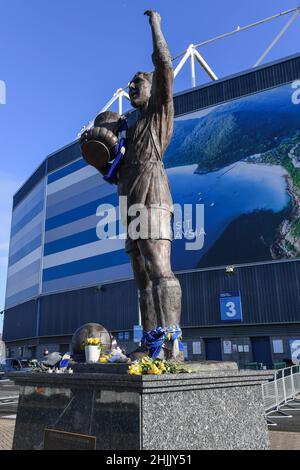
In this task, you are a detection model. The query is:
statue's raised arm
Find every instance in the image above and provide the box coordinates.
[144,10,173,105]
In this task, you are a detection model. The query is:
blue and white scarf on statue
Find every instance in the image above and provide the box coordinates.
[141,326,183,359]
[103,117,127,184]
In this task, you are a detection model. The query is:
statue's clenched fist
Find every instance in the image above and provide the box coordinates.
[144,10,161,24]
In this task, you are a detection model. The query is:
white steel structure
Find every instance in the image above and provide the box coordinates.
[79,4,300,135]
[262,366,300,426]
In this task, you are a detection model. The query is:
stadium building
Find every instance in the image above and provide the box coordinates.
[3,53,300,368]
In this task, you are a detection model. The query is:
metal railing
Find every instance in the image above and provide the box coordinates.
[262,365,300,425]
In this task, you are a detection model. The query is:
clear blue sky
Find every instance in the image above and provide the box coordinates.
[0,0,300,331]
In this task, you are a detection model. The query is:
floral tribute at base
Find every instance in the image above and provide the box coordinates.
[128,356,193,376]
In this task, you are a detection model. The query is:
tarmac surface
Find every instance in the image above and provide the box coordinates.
[0,378,19,450]
[267,399,300,450]
[0,378,19,418]
[0,378,299,450]
[0,419,15,450]
[268,400,300,432]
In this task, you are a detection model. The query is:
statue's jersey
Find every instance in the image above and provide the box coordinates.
[117,64,174,214]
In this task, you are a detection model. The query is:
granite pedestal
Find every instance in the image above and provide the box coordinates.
[9,364,273,450]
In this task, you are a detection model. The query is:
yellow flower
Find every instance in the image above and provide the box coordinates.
[85,337,100,346]
[158,362,166,372]
[148,364,162,375]
[128,364,142,376]
[141,357,152,365]
[99,356,109,363]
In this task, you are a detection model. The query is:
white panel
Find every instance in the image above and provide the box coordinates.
[12,179,44,216]
[43,238,125,269]
[47,166,99,195]
[10,212,43,247]
[7,247,42,278]
[6,271,40,298]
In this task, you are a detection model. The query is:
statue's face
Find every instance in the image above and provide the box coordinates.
[129,73,152,109]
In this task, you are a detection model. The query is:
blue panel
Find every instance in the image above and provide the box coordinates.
[11,200,44,237]
[45,193,119,231]
[205,338,222,361]
[220,293,243,322]
[46,183,114,219]
[46,173,102,208]
[44,214,99,243]
[2,300,37,341]
[44,228,97,255]
[10,222,43,256]
[251,337,272,366]
[39,278,138,336]
[13,161,46,210]
[43,222,121,255]
[42,249,128,282]
[9,235,42,266]
[42,263,132,293]
[133,325,143,343]
[289,339,300,362]
[12,186,44,225]
[5,259,41,288]
[47,159,87,183]
[5,284,39,309]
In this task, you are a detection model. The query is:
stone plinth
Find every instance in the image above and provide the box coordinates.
[9,366,273,450]
[72,360,238,374]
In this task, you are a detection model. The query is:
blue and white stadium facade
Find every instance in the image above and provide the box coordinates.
[6,155,131,307]
[4,53,300,367]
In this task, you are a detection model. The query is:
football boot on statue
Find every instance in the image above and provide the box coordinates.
[80,111,121,178]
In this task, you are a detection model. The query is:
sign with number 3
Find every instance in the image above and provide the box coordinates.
[220,293,243,322]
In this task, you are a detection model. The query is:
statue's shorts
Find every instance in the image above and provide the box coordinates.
[125,206,173,254]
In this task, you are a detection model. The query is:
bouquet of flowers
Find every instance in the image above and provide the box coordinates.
[81,337,102,350]
[99,347,130,363]
[81,337,102,364]
[128,356,192,376]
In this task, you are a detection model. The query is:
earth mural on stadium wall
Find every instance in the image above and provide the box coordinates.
[165,82,300,271]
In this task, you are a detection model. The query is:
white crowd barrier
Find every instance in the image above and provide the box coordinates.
[262,366,300,417]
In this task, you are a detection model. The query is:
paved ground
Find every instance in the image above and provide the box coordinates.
[1,420,299,450]
[0,420,299,450]
[0,379,19,419]
[267,399,300,449]
[0,419,15,450]
[269,431,300,450]
[267,401,300,433]
[0,378,19,449]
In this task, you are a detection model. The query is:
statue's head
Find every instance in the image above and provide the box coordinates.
[129,72,153,109]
